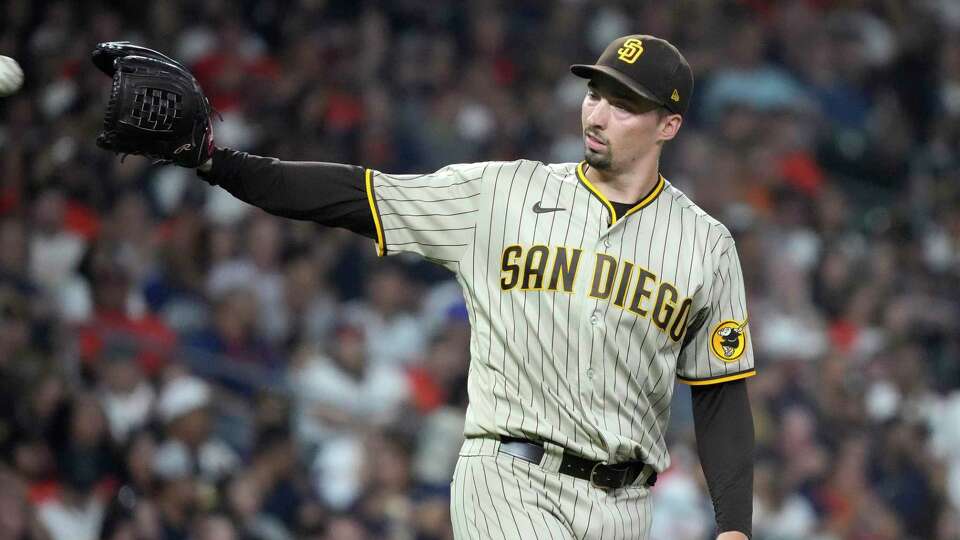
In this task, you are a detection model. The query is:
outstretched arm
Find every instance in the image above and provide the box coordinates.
[197,147,376,238]
[199,148,486,267]
[691,379,754,539]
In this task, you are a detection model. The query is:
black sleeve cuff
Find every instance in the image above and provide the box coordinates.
[196,146,239,186]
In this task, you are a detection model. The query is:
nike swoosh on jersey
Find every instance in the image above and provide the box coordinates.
[532,201,566,213]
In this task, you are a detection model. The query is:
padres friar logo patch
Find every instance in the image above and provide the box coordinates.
[710,319,748,362]
[617,38,644,64]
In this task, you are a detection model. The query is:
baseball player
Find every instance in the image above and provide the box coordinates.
[96,34,755,539]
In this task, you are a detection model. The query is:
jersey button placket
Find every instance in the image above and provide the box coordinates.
[576,299,601,402]
[586,310,601,390]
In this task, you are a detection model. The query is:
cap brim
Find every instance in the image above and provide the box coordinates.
[570,64,664,106]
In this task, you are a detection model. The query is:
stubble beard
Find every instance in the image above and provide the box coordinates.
[584,147,612,171]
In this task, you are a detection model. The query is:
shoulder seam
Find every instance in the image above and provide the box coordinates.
[664,186,727,229]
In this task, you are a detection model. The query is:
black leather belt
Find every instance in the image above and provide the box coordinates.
[497,437,657,490]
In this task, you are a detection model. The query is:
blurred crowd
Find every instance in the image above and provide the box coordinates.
[1,0,960,539]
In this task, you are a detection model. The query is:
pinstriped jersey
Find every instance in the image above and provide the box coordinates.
[365,159,755,471]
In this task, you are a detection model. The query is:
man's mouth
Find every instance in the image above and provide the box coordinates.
[585,132,607,151]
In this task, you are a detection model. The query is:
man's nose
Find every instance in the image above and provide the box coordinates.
[587,98,610,128]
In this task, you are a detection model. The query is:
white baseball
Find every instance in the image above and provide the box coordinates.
[0,56,24,97]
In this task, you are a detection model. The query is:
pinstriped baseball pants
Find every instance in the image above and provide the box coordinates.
[451,438,652,540]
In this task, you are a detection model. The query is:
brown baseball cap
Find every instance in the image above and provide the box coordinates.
[571,34,694,116]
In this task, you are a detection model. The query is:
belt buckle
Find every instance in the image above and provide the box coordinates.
[589,462,605,489]
[591,463,633,490]
[590,463,629,490]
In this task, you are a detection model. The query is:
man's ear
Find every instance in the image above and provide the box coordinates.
[659,114,683,142]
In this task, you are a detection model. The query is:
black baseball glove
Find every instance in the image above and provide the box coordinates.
[91,41,215,168]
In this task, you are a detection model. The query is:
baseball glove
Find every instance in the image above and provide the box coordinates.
[91,41,215,167]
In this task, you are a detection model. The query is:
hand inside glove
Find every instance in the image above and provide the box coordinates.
[91,41,216,168]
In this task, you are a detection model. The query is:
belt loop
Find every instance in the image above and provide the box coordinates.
[539,440,564,473]
[635,464,655,487]
[459,437,500,457]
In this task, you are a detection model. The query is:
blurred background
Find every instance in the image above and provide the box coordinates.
[1,0,959,539]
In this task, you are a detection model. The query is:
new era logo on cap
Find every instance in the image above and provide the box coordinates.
[570,34,694,115]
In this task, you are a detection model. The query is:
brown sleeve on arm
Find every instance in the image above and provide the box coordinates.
[197,147,375,238]
[691,379,754,538]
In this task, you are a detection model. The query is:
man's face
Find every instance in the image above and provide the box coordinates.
[334,328,366,374]
[171,408,211,446]
[581,77,669,173]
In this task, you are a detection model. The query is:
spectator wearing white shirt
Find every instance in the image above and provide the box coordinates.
[95,341,155,443]
[206,215,288,344]
[154,376,240,484]
[752,459,816,540]
[290,322,409,508]
[38,395,113,540]
[343,263,427,368]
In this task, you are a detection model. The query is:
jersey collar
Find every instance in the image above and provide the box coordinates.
[576,162,666,225]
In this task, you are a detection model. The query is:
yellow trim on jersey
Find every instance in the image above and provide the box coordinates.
[622,175,665,219]
[575,162,665,225]
[677,369,757,386]
[364,169,386,257]
[576,162,618,223]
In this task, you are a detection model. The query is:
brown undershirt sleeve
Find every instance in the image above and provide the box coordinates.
[197,147,375,238]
